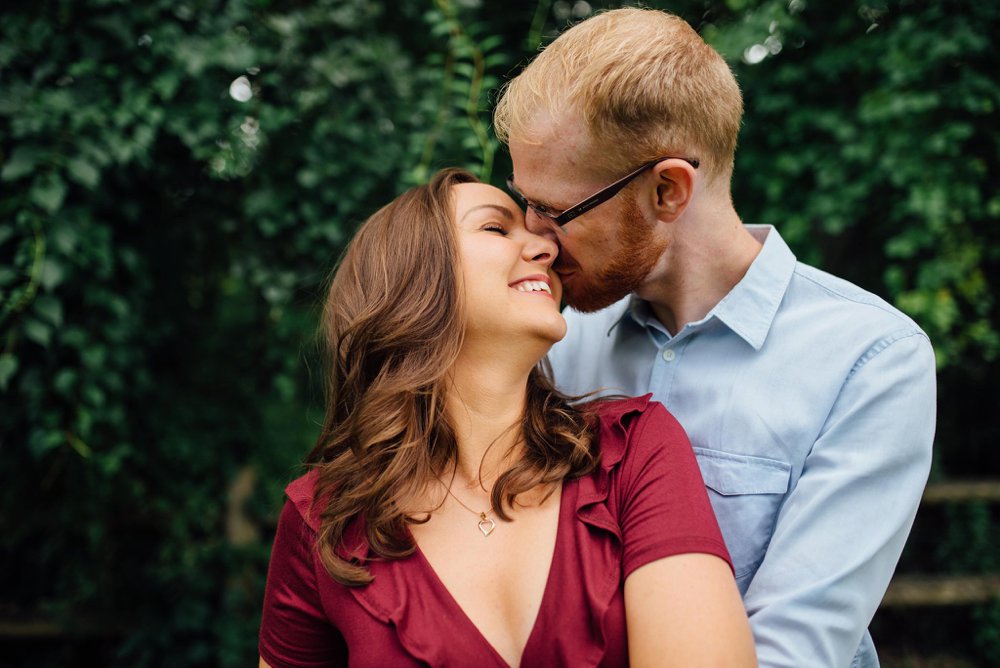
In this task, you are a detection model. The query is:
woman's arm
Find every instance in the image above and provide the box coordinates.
[610,402,756,666]
[625,552,756,667]
[259,500,345,667]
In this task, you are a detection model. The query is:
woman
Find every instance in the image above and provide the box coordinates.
[259,168,756,667]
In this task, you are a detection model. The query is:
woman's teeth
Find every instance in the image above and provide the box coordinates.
[515,281,552,295]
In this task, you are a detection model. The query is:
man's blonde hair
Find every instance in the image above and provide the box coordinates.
[494,8,743,183]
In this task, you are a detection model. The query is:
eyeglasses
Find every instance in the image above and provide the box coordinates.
[506,156,699,227]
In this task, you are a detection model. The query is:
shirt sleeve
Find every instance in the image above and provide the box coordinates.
[745,333,936,668]
[615,402,732,578]
[259,499,347,668]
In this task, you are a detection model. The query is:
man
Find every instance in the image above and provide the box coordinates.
[494,8,936,667]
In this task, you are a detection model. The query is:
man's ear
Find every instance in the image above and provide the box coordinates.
[650,159,697,223]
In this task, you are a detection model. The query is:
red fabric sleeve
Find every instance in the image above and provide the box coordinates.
[615,402,732,578]
[259,499,347,668]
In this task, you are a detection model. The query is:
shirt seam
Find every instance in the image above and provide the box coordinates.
[847,329,930,379]
[793,265,921,325]
[623,537,732,579]
[258,644,302,668]
[810,330,931,450]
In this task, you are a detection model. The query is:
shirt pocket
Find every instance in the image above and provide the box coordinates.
[693,448,791,591]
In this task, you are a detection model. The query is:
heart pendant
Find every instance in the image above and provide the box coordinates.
[478,514,496,537]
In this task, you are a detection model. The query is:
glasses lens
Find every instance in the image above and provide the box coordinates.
[506,176,526,205]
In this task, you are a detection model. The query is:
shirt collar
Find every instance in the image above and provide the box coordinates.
[623,296,671,346]
[710,225,796,350]
[617,225,796,350]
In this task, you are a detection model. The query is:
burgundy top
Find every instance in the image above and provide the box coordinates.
[259,395,731,667]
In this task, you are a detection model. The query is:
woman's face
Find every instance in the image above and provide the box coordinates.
[451,182,566,347]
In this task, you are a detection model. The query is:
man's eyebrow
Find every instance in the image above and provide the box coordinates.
[460,204,515,222]
[511,179,560,211]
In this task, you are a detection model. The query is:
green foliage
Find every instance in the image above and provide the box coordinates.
[1,0,998,665]
[725,0,1000,371]
[0,0,526,665]
[973,600,1000,661]
[936,502,999,574]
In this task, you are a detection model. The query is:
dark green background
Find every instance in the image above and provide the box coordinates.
[2,0,997,665]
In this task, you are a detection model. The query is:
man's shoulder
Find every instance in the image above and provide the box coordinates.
[560,296,632,330]
[786,261,926,339]
[547,297,636,395]
[552,296,633,353]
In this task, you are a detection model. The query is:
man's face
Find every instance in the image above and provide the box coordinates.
[508,130,666,313]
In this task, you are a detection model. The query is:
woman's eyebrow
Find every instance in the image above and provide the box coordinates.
[460,204,515,222]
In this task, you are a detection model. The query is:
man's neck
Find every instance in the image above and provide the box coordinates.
[637,205,762,335]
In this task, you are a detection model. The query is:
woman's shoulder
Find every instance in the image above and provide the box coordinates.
[583,393,684,440]
[583,393,669,420]
[284,468,322,532]
[579,394,688,470]
[282,467,370,563]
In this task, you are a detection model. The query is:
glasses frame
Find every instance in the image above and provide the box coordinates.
[506,156,699,227]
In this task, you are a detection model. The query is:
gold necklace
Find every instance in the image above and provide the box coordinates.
[440,481,496,537]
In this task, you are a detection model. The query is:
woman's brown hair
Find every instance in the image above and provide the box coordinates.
[308,168,596,585]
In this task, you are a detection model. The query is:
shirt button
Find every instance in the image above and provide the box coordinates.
[661,349,676,362]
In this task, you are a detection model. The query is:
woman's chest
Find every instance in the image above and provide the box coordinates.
[317,480,630,667]
[409,489,563,664]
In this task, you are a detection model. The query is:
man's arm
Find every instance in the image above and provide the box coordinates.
[745,331,936,667]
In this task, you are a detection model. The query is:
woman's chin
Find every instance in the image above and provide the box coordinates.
[549,318,568,344]
[534,313,568,345]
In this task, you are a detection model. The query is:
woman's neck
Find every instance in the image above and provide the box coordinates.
[444,346,535,487]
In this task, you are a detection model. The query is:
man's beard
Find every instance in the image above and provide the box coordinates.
[561,195,667,313]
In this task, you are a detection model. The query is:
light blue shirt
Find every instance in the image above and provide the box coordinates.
[548,225,936,668]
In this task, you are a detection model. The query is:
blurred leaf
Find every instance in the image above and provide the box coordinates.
[0,354,18,390]
[23,317,52,347]
[66,157,101,189]
[29,174,67,213]
[1,145,44,181]
[28,429,64,458]
[33,294,63,327]
[39,258,65,291]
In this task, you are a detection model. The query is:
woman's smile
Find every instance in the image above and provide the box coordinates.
[509,275,554,298]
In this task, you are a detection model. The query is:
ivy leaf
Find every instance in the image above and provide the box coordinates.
[54,368,77,396]
[23,317,52,347]
[28,429,64,458]
[0,354,18,391]
[29,174,67,214]
[66,157,101,189]
[33,294,64,327]
[40,258,66,291]
[1,145,43,182]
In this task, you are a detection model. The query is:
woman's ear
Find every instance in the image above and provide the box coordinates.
[650,159,696,223]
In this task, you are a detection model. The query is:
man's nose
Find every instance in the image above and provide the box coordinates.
[524,208,561,243]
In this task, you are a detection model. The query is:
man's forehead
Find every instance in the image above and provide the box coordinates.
[511,109,590,155]
[510,114,605,194]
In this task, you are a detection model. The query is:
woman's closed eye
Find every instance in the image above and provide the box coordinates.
[482,222,509,235]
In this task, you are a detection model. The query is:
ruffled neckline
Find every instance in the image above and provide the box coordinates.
[285,393,654,666]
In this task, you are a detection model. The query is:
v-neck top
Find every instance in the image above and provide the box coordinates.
[259,395,731,668]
